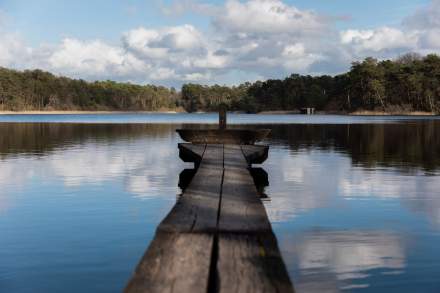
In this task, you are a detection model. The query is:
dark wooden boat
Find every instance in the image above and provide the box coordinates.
[176,129,271,145]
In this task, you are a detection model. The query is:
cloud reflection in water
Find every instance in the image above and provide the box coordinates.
[264,147,440,227]
[1,121,440,292]
[281,230,405,292]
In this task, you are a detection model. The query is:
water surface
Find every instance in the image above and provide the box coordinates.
[1,114,439,292]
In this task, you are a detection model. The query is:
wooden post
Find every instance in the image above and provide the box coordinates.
[219,104,227,130]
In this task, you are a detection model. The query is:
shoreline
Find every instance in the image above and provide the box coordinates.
[349,110,437,116]
[0,110,181,115]
[0,110,437,116]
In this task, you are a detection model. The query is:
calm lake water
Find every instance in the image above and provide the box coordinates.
[1,114,440,293]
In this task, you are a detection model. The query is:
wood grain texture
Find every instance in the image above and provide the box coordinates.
[217,233,295,293]
[125,232,213,293]
[219,145,272,234]
[158,145,223,233]
[126,143,295,293]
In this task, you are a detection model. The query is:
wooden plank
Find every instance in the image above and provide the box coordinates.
[199,144,224,166]
[158,144,223,233]
[223,144,248,168]
[127,142,295,293]
[219,145,272,234]
[125,232,213,293]
[217,233,295,293]
[241,145,269,165]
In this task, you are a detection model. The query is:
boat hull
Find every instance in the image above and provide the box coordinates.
[176,129,271,145]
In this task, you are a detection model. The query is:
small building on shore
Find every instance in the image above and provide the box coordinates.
[300,107,315,115]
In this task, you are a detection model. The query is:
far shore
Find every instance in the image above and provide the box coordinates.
[0,110,438,116]
[349,110,438,116]
[0,110,181,115]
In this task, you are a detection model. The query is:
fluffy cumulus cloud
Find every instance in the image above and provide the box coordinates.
[214,0,327,35]
[211,0,331,75]
[0,10,34,69]
[341,0,440,58]
[0,33,28,67]
[47,38,148,80]
[1,1,440,85]
[0,1,333,84]
[121,25,225,81]
[340,27,418,54]
[123,25,204,58]
[404,0,440,53]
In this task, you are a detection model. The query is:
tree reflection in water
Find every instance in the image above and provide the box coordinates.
[1,120,440,292]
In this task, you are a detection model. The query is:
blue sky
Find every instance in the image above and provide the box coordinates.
[1,0,429,44]
[0,0,438,86]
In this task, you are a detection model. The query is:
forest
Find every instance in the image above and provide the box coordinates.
[1,53,439,113]
[0,68,180,111]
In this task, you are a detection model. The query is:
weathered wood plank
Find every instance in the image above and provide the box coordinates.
[241,145,269,165]
[217,145,294,292]
[158,144,223,233]
[217,233,295,293]
[126,142,295,293]
[223,144,248,168]
[125,232,213,293]
[219,145,272,234]
[199,144,224,166]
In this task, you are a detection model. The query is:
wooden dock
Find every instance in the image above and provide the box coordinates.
[125,143,294,293]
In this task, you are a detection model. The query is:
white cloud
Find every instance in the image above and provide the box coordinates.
[149,67,177,80]
[340,1,440,58]
[214,0,327,35]
[403,0,440,53]
[419,29,440,49]
[341,27,418,55]
[47,38,148,79]
[206,0,333,76]
[182,72,212,81]
[1,1,440,85]
[281,43,324,71]
[121,25,221,82]
[0,32,31,68]
[0,10,30,67]
[192,51,229,69]
[123,25,204,58]
[122,28,168,59]
[0,1,334,84]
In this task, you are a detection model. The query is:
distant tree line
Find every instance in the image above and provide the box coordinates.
[0,68,179,111]
[1,53,440,113]
[181,53,440,113]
